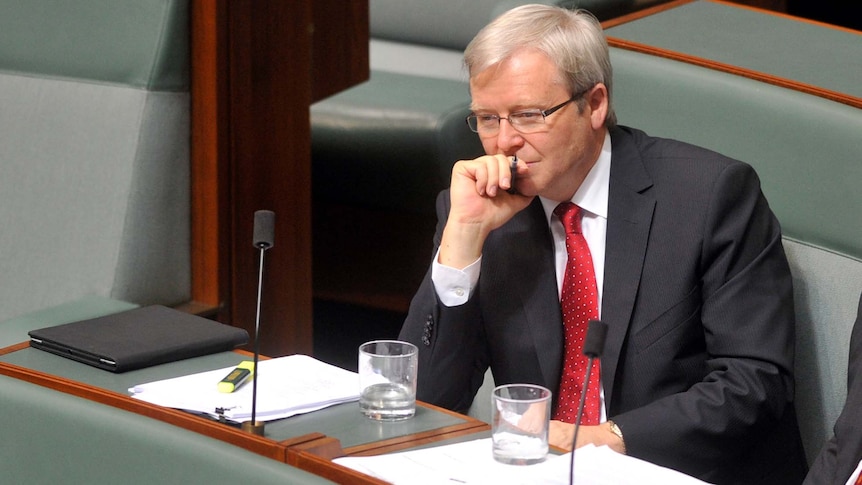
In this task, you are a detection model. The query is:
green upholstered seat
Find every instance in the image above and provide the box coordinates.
[312,71,483,214]
[611,47,861,260]
[0,0,191,322]
[0,375,335,485]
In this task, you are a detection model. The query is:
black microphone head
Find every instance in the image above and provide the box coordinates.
[582,320,608,358]
[253,210,275,249]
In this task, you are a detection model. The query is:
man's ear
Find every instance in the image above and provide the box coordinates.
[587,83,609,130]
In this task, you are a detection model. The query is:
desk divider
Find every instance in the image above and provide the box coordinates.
[289,442,392,485]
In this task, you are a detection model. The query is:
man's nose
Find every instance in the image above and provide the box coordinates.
[496,118,524,151]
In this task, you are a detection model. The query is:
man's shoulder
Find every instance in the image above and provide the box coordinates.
[612,125,736,162]
[610,125,756,178]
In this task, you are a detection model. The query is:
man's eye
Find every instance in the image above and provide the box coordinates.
[477,114,498,123]
[512,111,542,122]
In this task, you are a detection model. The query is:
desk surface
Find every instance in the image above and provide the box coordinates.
[0,301,489,484]
[0,296,137,349]
[0,344,484,451]
[606,0,862,104]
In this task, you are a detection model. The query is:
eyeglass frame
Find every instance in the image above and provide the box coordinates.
[465,85,593,135]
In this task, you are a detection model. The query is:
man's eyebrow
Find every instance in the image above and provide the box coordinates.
[470,102,539,113]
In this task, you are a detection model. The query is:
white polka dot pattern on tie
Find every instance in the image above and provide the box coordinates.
[552,202,601,424]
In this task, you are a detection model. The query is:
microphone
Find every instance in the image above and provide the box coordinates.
[253,209,275,249]
[242,210,275,436]
[569,319,608,485]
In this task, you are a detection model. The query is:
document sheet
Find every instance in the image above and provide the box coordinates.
[129,355,359,422]
[334,439,711,485]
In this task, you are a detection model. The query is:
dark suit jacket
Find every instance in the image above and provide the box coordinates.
[400,126,807,484]
[805,293,862,485]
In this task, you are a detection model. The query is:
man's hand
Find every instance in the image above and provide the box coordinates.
[514,401,550,434]
[549,420,625,454]
[439,155,532,269]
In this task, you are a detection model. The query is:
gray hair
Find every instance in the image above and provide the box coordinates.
[464,4,616,127]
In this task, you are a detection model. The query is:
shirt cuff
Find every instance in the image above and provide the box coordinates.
[431,249,481,307]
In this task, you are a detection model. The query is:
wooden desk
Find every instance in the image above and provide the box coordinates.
[0,342,488,484]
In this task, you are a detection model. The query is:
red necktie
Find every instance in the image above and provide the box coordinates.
[552,202,601,424]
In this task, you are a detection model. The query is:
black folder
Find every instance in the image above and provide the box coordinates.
[28,305,249,372]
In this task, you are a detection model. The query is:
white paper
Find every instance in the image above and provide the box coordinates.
[334,439,712,485]
[129,354,359,422]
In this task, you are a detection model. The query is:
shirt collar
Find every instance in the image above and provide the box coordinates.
[540,130,611,223]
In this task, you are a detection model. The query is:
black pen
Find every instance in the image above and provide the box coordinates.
[507,156,518,194]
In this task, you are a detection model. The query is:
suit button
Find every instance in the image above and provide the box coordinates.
[422,314,433,346]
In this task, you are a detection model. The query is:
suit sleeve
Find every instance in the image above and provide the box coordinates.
[398,190,489,413]
[613,162,799,477]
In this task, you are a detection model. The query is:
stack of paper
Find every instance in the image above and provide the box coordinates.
[129,355,359,422]
[334,439,711,485]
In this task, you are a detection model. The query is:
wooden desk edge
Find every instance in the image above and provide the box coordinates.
[0,343,321,463]
[288,444,392,485]
[0,341,492,485]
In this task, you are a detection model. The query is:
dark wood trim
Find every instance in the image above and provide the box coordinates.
[0,341,28,357]
[310,2,370,103]
[190,0,228,313]
[288,444,392,485]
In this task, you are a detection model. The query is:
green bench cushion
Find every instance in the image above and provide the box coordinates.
[611,47,862,261]
[0,0,191,322]
[0,0,188,90]
[0,374,335,484]
[312,70,484,214]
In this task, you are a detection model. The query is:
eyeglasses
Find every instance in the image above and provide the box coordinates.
[465,86,592,136]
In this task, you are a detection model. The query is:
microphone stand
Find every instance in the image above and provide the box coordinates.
[569,320,608,485]
[241,210,274,436]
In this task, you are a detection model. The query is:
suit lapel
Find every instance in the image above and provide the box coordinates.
[513,199,564,391]
[601,127,655,409]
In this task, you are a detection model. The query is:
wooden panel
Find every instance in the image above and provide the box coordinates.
[190,0,369,357]
[190,0,228,313]
[225,1,314,357]
[311,1,370,102]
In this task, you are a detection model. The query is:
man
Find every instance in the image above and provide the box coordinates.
[398,4,807,484]
[805,292,862,485]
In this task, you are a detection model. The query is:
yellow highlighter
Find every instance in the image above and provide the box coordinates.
[217,361,255,393]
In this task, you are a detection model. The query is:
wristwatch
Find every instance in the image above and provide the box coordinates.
[608,420,626,455]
